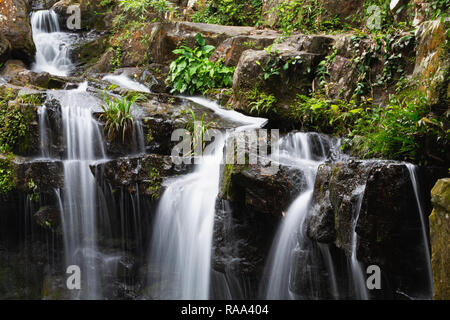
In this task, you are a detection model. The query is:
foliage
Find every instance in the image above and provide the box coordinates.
[0,90,35,154]
[192,0,263,26]
[429,0,450,18]
[100,94,136,144]
[289,91,449,164]
[168,33,235,95]
[0,153,15,195]
[248,88,277,116]
[256,44,305,82]
[118,0,175,17]
[185,108,216,156]
[269,0,344,36]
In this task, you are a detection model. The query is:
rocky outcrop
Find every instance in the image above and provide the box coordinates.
[90,154,192,200]
[430,178,450,300]
[0,0,35,63]
[231,35,332,122]
[91,21,258,73]
[0,33,11,64]
[414,19,449,106]
[300,160,447,299]
[212,162,307,293]
[210,31,279,66]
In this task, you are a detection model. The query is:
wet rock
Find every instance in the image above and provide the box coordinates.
[33,205,61,233]
[13,158,65,194]
[210,31,279,67]
[0,0,35,63]
[230,37,330,123]
[90,154,192,200]
[414,19,449,105]
[51,0,111,32]
[430,178,450,300]
[0,33,11,64]
[213,162,307,281]
[305,160,445,299]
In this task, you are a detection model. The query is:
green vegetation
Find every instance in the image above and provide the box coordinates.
[100,94,136,144]
[118,0,176,18]
[0,153,15,195]
[146,166,161,200]
[185,108,216,156]
[289,90,449,165]
[248,88,277,116]
[0,89,37,154]
[269,0,344,35]
[192,0,263,26]
[168,33,235,95]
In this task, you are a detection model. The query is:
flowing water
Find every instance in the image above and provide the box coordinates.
[24,9,436,301]
[263,133,338,299]
[31,10,75,76]
[148,99,267,299]
[406,164,434,298]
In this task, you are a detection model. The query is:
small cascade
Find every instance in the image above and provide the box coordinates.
[41,83,107,299]
[263,132,336,299]
[31,10,74,76]
[102,74,151,93]
[148,98,266,299]
[406,164,434,298]
[349,185,369,300]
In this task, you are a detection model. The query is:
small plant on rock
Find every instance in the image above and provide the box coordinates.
[100,94,136,144]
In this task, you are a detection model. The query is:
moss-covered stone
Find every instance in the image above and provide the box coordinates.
[430,178,450,300]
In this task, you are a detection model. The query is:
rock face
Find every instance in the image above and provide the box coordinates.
[91,21,259,73]
[414,19,449,106]
[90,154,192,200]
[212,162,307,297]
[210,31,279,67]
[0,0,35,63]
[231,35,333,122]
[300,160,447,299]
[430,178,450,300]
[0,33,11,64]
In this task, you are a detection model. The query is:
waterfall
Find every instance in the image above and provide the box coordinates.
[406,164,434,298]
[31,10,74,76]
[42,83,107,299]
[349,184,369,300]
[102,74,151,93]
[263,132,335,299]
[147,98,266,299]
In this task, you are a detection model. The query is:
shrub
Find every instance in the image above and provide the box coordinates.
[191,0,263,26]
[168,33,235,95]
[100,94,136,144]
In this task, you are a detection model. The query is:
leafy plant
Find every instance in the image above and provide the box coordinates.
[100,94,136,144]
[185,108,216,156]
[0,154,15,195]
[248,88,277,115]
[191,0,263,26]
[168,33,235,95]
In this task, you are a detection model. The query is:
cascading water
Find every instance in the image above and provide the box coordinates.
[31,10,74,76]
[48,83,106,299]
[148,98,266,299]
[349,185,369,300]
[406,164,434,298]
[263,132,339,299]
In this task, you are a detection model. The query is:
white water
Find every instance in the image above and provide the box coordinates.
[31,10,74,76]
[148,98,266,300]
[264,132,332,299]
[406,164,434,298]
[50,84,106,299]
[103,74,151,93]
[349,184,369,300]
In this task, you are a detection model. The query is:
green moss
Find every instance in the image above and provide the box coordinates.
[146,166,161,200]
[0,90,39,154]
[0,155,15,195]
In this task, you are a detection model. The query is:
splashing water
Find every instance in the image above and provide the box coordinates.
[31,10,74,76]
